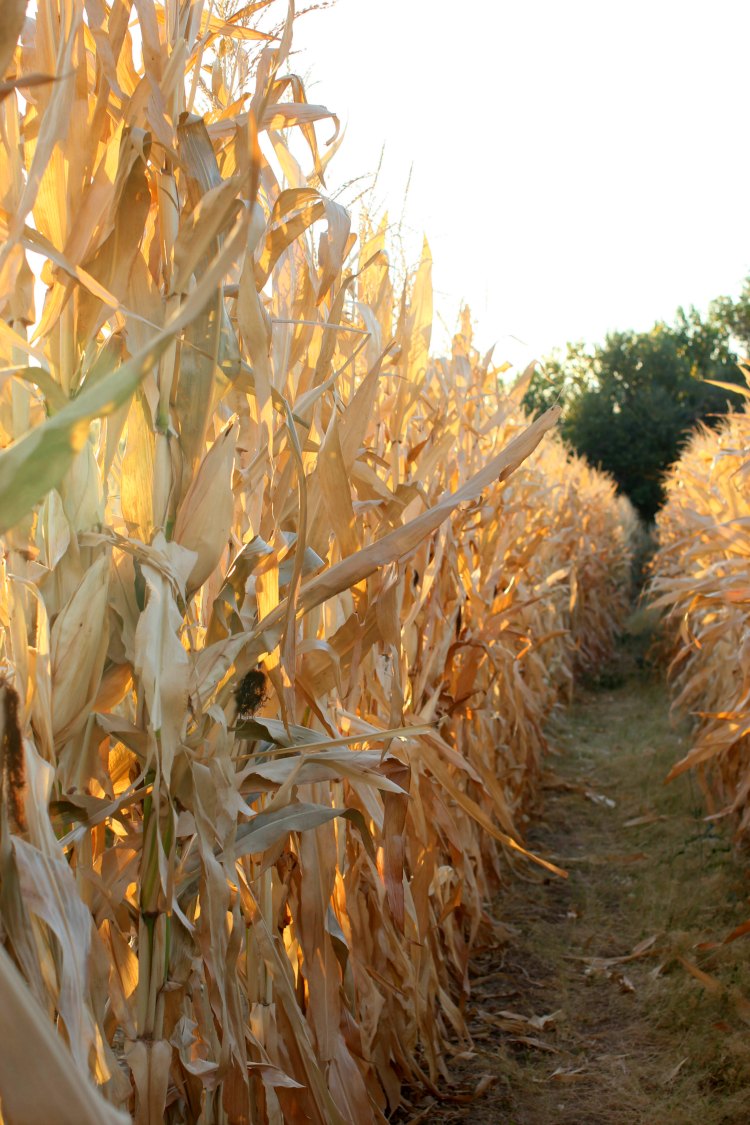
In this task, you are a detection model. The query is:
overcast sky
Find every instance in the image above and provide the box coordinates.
[292,0,750,365]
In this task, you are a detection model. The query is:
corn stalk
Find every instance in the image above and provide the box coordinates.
[0,3,633,1121]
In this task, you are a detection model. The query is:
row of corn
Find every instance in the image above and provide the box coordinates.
[0,3,633,1122]
[651,386,750,832]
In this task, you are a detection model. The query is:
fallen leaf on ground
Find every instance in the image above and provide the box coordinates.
[559,850,647,866]
[723,918,750,945]
[623,812,668,827]
[571,934,659,969]
[585,790,617,808]
[584,964,636,993]
[492,1008,561,1034]
[549,1066,588,1083]
[474,1075,496,1097]
[509,1035,562,1054]
[676,955,722,994]
[662,1057,688,1085]
[405,1100,437,1124]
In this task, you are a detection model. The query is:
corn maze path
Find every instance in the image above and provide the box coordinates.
[400,627,750,1125]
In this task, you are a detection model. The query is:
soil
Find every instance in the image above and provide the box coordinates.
[396,616,750,1125]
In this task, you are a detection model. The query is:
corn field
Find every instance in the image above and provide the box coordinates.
[651,383,750,833]
[0,3,633,1122]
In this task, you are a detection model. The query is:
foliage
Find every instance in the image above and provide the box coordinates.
[710,279,750,358]
[524,307,747,521]
[0,3,633,1122]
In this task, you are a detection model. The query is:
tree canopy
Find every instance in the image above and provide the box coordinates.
[523,295,749,521]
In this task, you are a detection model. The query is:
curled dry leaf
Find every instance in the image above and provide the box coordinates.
[173,421,238,594]
[50,553,110,744]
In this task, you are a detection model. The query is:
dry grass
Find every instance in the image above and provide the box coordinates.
[0,3,632,1121]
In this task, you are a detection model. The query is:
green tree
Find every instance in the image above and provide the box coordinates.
[521,342,591,417]
[709,280,750,359]
[523,306,746,521]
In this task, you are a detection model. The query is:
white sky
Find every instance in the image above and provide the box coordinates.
[292,0,750,364]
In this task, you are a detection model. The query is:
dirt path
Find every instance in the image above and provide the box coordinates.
[401,625,750,1125]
